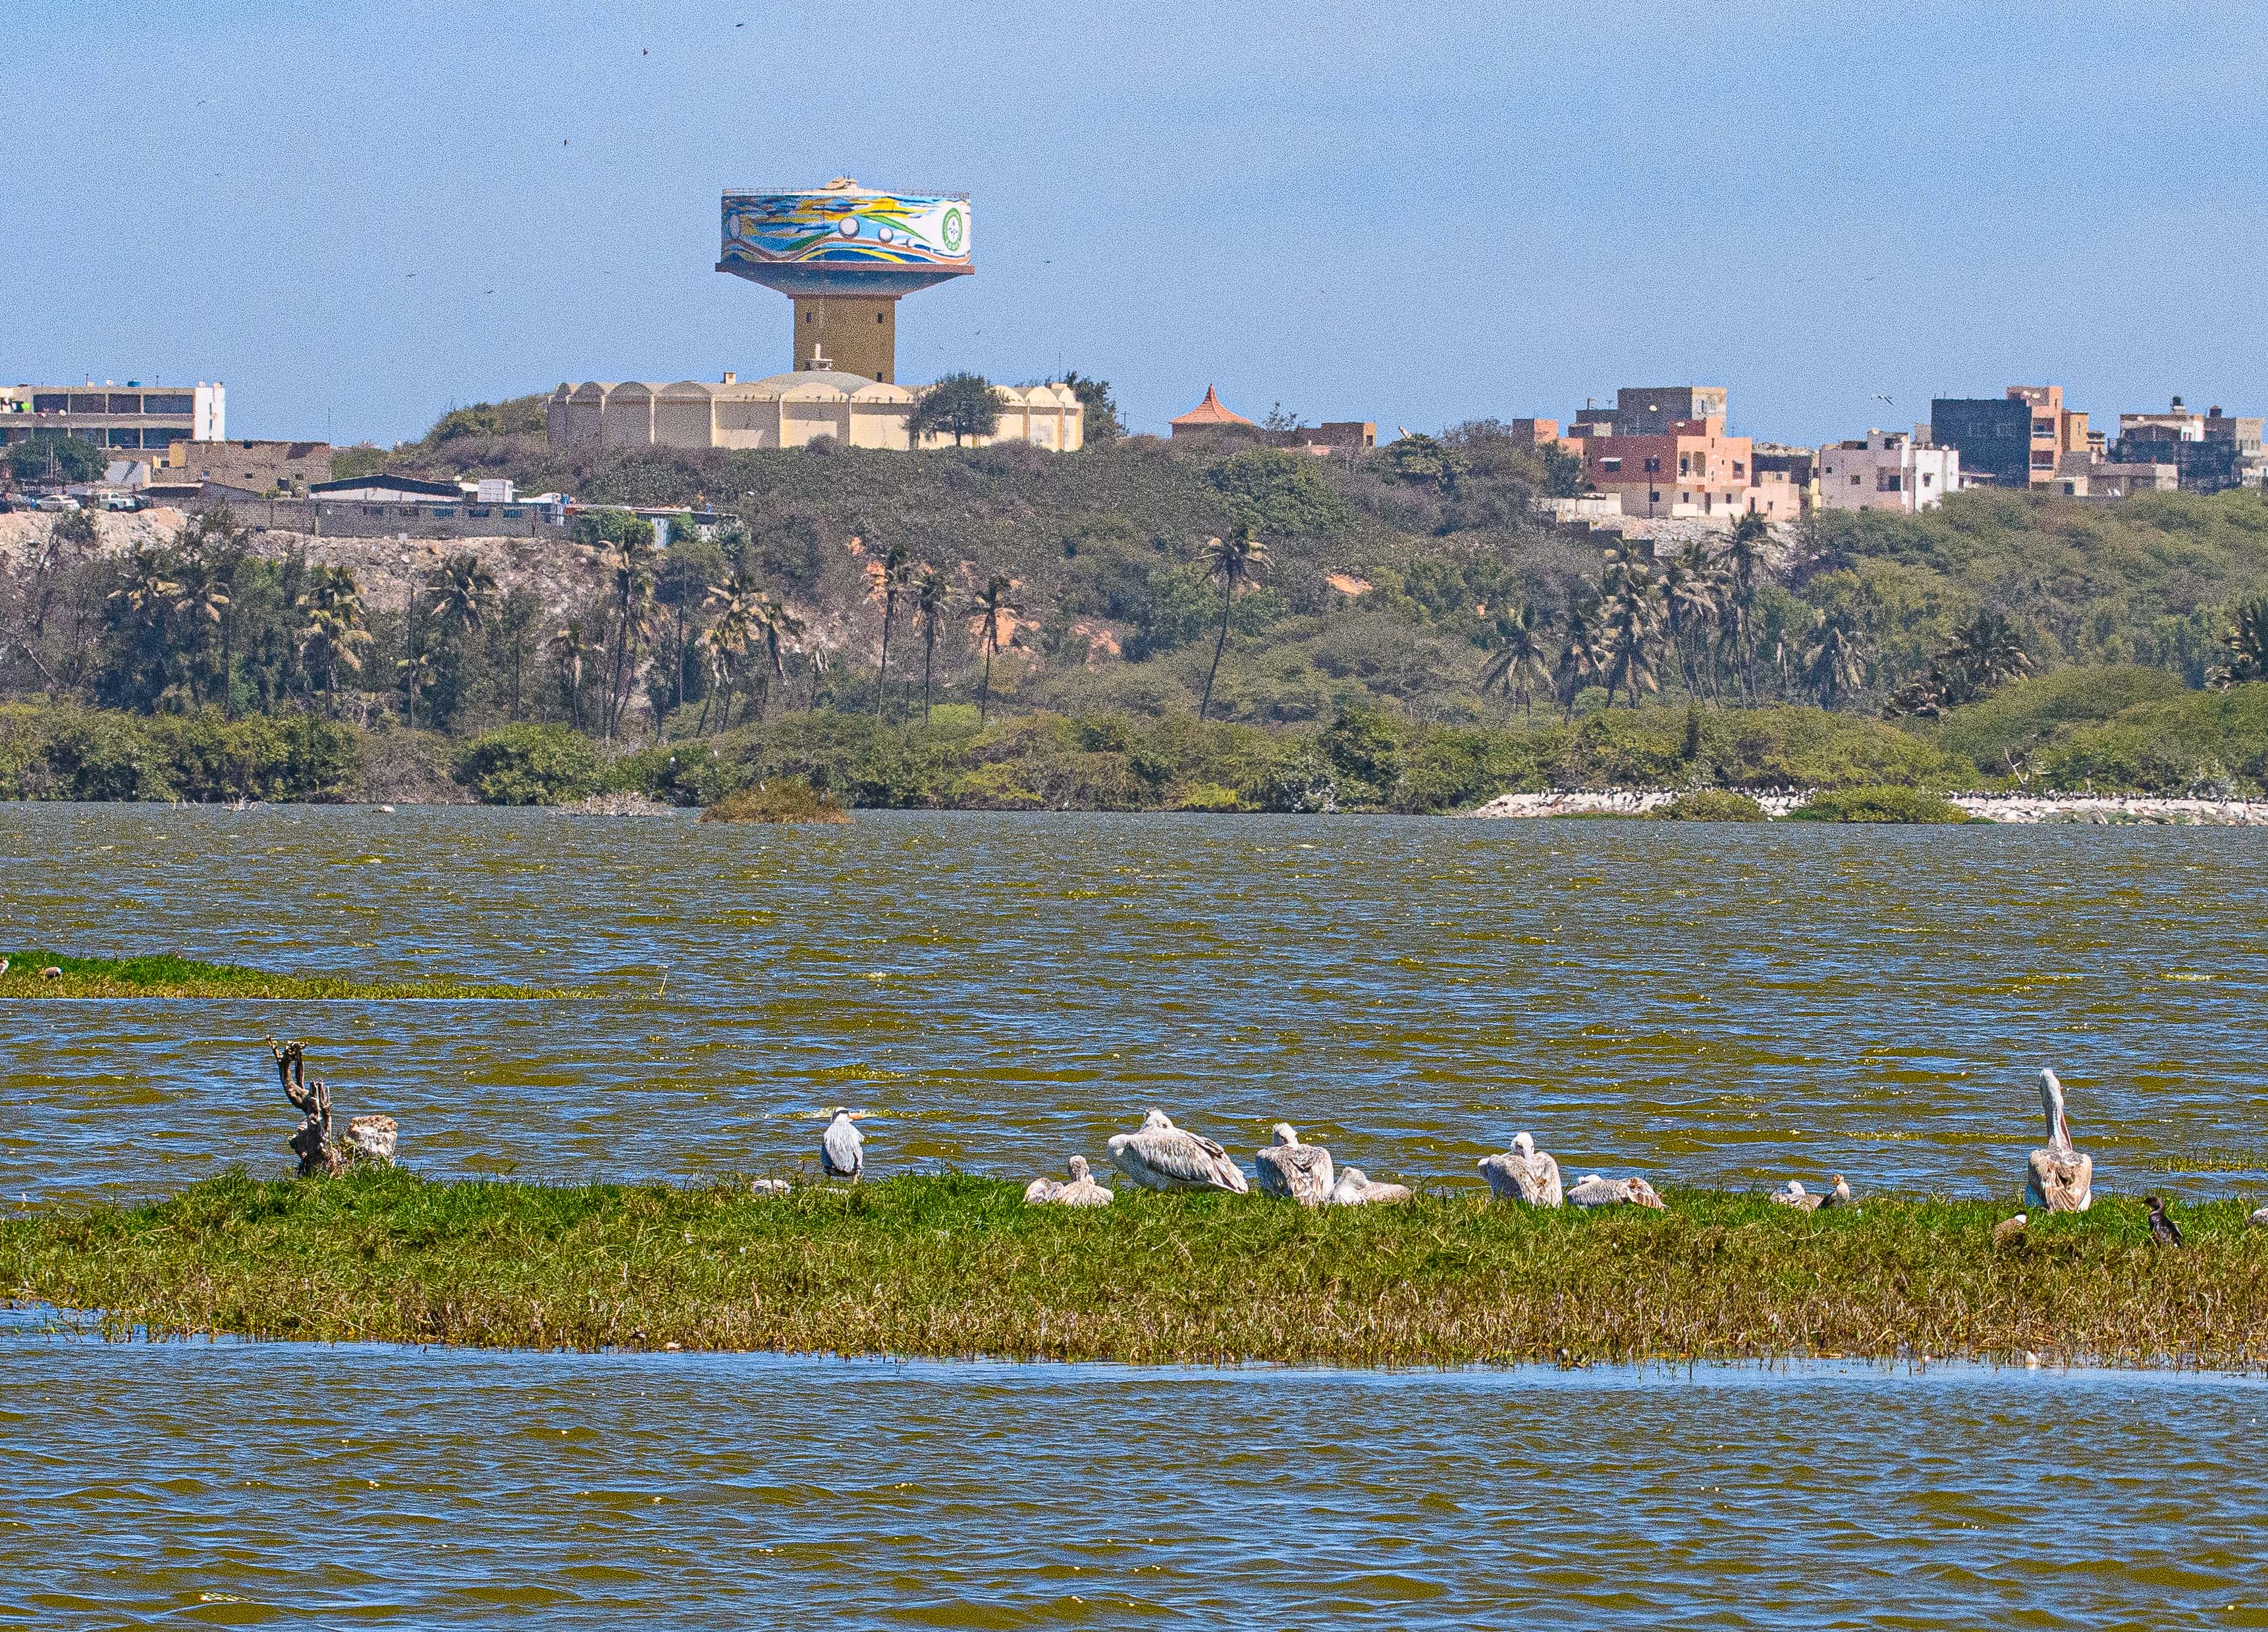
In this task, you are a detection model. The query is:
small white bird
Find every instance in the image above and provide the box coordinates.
[1478,1131,1562,1207]
[1567,1174,1667,1210]
[1024,1155,1113,1208]
[1821,1174,1854,1210]
[1771,1180,1821,1211]
[1255,1124,1335,1207]
[2248,1203,2267,1230]
[749,1178,792,1197]
[821,1106,865,1180]
[1105,1110,1248,1193]
[1328,1166,1413,1206]
[2024,1069,2092,1213]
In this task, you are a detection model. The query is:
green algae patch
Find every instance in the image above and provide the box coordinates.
[9,1170,2266,1369]
[0,950,576,1000]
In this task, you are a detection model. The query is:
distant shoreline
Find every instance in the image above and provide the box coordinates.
[1461,789,2268,825]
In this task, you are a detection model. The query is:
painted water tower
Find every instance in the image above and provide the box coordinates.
[717,177,971,383]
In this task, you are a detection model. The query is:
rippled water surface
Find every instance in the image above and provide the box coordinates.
[3,805,2265,1199]
[5,1326,2267,1629]
[6,805,2268,1625]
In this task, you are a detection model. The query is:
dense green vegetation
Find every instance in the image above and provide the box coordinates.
[8,1170,2261,1367]
[699,776,849,823]
[1787,786,1974,824]
[10,401,2268,797]
[0,950,573,999]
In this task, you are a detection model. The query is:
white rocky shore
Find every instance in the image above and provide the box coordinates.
[1460,789,2268,825]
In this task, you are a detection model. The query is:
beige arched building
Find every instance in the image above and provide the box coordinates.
[547,370,1082,453]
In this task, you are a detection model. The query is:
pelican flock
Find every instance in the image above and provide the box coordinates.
[2023,1069,2092,1213]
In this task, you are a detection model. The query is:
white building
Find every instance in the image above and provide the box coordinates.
[0,379,223,456]
[546,369,1082,454]
[1817,429,1959,514]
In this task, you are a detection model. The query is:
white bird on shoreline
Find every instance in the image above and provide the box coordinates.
[1478,1131,1561,1207]
[1105,1110,1248,1193]
[1772,1180,1821,1211]
[1328,1166,1412,1206]
[821,1106,865,1180]
[1255,1124,1335,1207]
[2023,1070,2092,1213]
[1567,1174,1667,1210]
[1025,1155,1113,1208]
[2248,1202,2267,1230]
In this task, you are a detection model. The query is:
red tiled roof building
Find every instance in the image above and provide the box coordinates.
[1170,385,1255,435]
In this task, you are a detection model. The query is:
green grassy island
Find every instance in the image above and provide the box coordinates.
[0,951,576,1000]
[9,1170,2264,1368]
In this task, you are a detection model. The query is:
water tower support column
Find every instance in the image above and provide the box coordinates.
[792,294,900,381]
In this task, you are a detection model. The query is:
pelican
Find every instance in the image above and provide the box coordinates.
[0,958,9,975]
[1255,1124,1335,1207]
[1025,1155,1113,1208]
[1328,1166,1412,1205]
[1567,1174,1667,1210]
[40,966,61,980]
[1993,1212,2028,1250]
[2250,1202,2268,1230]
[749,1178,792,1196]
[344,1114,397,1166]
[1104,1110,1248,1193]
[2023,1070,2092,1213]
[821,1107,865,1180]
[1820,1174,1854,1210]
[2146,1195,2184,1247]
[1478,1132,1561,1207]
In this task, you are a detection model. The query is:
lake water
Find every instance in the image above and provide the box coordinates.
[5,1322,2265,1627]
[5,806,2267,1625]
[3,806,2265,1199]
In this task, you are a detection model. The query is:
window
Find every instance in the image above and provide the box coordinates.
[1600,456,1621,472]
[68,394,105,414]
[32,393,67,414]
[1649,490,1660,503]
[2034,420,2055,437]
[1733,460,1744,476]
[1643,456,1660,472]
[108,428,141,447]
[144,394,194,415]
[1679,456,1691,476]
[503,507,524,519]
[1851,475,1862,486]
[431,506,456,517]
[877,312,886,324]
[1922,472,1933,487]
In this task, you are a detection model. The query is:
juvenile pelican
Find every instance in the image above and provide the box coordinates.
[1993,1212,2029,1250]
[1255,1124,1335,1207]
[1567,1174,1667,1210]
[821,1106,865,1180]
[1328,1166,1412,1206]
[1820,1174,1855,1210]
[1104,1110,1248,1193]
[1025,1155,1113,1208]
[2023,1069,2092,1213]
[1478,1132,1562,1207]
[2145,1195,2184,1247]
[1771,1180,1821,1212]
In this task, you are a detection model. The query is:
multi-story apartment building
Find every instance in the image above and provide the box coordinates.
[1930,385,2086,487]
[1817,429,1960,513]
[0,380,224,455]
[1573,415,1753,520]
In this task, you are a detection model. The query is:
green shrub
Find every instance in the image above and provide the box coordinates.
[1789,785,1970,823]
[452,724,601,805]
[1653,790,1768,821]
[1174,780,1249,812]
[699,777,848,823]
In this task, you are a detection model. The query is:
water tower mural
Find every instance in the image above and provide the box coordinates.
[718,178,972,383]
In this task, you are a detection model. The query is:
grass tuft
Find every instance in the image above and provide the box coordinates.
[699,778,851,824]
[7,1172,2265,1368]
[0,950,576,1000]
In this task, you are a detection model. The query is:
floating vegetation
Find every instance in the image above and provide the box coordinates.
[699,778,851,825]
[7,1171,2265,1368]
[0,951,576,1000]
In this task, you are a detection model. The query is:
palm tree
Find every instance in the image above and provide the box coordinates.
[1662,543,1720,696]
[2209,595,2268,687]
[1804,609,1869,709]
[1600,586,1662,707]
[1197,527,1269,722]
[874,543,911,718]
[968,574,1018,725]
[602,534,659,740]
[746,593,803,721]
[913,566,949,721]
[297,567,371,709]
[1555,603,1604,719]
[396,648,435,730]
[429,553,498,636]
[1947,610,2032,694]
[1478,604,1552,720]
[551,620,592,730]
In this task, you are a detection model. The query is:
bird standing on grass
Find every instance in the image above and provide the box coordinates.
[2023,1069,2093,1213]
[821,1107,865,1180]
[2146,1195,2184,1247]
[1255,1124,1335,1207]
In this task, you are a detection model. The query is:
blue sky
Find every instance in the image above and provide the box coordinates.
[5,0,2264,447]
